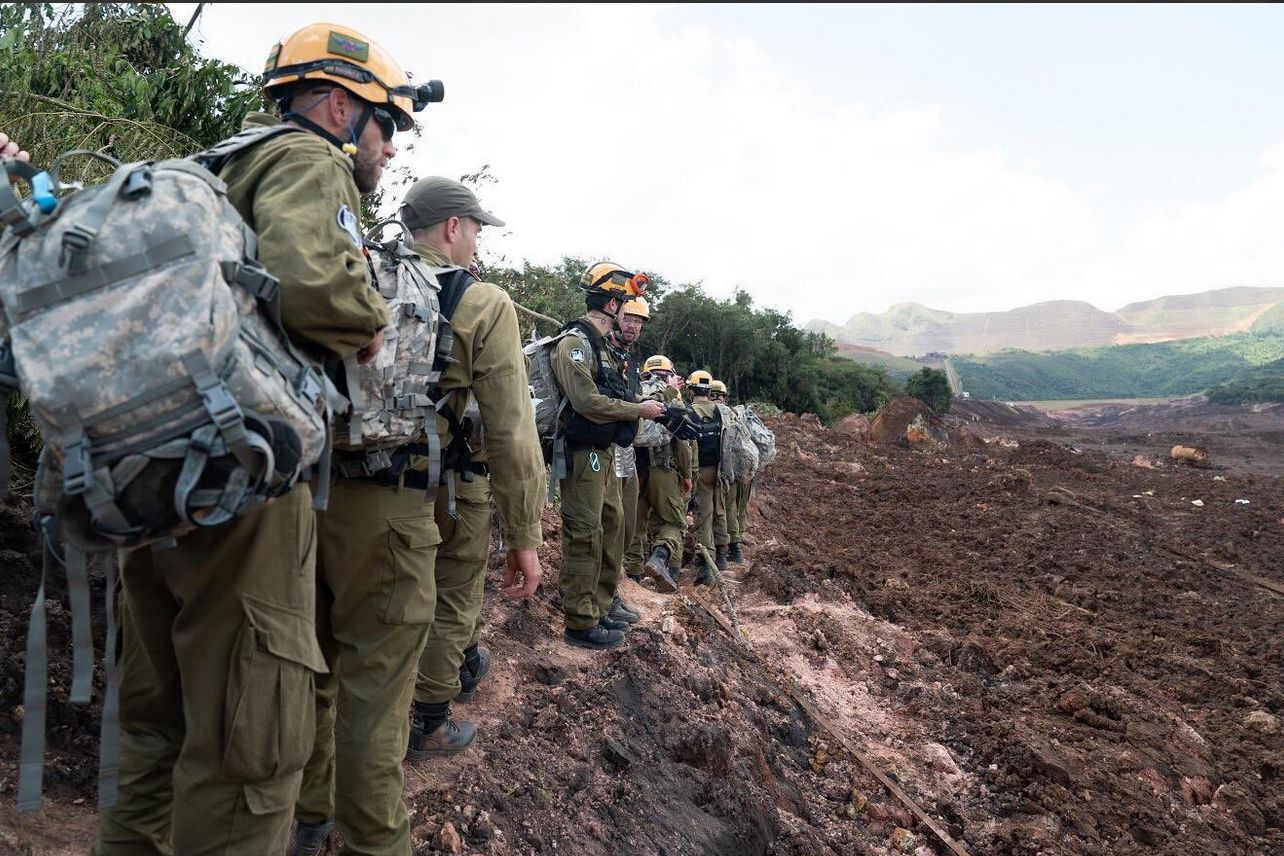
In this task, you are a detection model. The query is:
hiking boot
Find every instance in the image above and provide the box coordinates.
[609,595,641,624]
[407,702,476,760]
[644,545,678,593]
[564,624,626,650]
[599,615,631,632]
[727,541,744,562]
[455,644,491,704]
[694,562,715,587]
[287,817,334,856]
[715,545,728,572]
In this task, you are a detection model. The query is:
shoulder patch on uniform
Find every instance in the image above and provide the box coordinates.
[569,347,586,363]
[336,204,362,248]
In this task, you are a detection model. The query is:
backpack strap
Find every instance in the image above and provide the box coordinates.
[191,124,305,176]
[430,268,480,518]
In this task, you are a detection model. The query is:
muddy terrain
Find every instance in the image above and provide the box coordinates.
[0,404,1279,855]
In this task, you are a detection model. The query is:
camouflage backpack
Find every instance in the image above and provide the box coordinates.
[633,376,674,448]
[0,126,338,811]
[331,223,472,487]
[718,404,760,483]
[0,127,334,550]
[737,404,777,467]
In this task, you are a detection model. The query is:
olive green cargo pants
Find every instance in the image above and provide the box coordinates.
[620,469,644,575]
[95,486,323,856]
[558,446,622,631]
[414,473,492,705]
[296,480,440,855]
[644,464,687,558]
[726,476,752,543]
[696,465,728,550]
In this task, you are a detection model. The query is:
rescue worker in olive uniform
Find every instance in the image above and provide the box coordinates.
[553,264,665,649]
[637,356,694,591]
[606,296,648,622]
[687,370,728,582]
[711,380,750,562]
[399,178,545,756]
[94,23,412,856]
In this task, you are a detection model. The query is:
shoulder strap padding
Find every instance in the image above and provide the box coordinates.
[192,125,307,176]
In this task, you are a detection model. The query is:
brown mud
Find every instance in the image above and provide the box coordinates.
[0,404,1280,854]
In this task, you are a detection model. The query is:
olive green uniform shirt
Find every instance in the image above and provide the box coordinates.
[552,316,644,425]
[222,113,388,360]
[413,243,545,550]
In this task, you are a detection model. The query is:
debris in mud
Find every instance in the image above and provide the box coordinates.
[1171,444,1211,467]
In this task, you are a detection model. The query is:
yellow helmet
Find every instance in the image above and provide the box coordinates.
[622,296,650,320]
[263,23,442,131]
[687,370,713,391]
[579,261,649,298]
[710,380,727,395]
[643,354,674,373]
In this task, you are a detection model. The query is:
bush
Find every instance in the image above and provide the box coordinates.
[905,367,951,414]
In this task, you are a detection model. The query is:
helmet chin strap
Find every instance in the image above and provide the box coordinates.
[282,99,374,159]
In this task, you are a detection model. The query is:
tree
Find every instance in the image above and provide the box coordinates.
[905,367,952,414]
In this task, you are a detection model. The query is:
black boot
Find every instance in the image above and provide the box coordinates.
[609,595,641,624]
[644,544,678,593]
[727,541,743,562]
[715,544,728,572]
[287,818,334,856]
[694,559,715,587]
[564,624,626,650]
[599,615,631,632]
[456,644,491,703]
[407,701,476,760]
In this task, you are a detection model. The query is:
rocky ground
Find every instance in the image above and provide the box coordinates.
[0,401,1279,855]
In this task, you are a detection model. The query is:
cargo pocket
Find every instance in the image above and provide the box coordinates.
[222,595,327,783]
[383,515,440,625]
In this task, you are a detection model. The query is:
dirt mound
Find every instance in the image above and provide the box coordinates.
[832,412,870,438]
[868,397,951,449]
[950,399,1060,429]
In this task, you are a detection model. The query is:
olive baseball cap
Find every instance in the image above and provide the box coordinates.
[399,176,506,230]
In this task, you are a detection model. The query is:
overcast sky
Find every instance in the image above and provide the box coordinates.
[167,3,1284,326]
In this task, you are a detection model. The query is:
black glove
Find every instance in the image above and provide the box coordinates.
[658,404,699,442]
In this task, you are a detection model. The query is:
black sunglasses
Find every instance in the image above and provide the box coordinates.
[372,107,397,143]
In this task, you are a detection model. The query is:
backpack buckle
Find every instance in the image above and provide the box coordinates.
[62,440,92,496]
[59,225,97,273]
[402,303,431,322]
[234,262,279,303]
[199,383,243,432]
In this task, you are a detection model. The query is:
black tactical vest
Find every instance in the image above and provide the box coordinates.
[694,406,721,467]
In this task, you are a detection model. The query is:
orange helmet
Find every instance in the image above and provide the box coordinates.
[579,262,649,299]
[686,370,713,393]
[263,23,442,131]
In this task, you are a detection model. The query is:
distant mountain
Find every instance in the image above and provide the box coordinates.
[807,286,1284,356]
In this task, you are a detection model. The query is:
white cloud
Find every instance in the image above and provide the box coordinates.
[169,4,1283,326]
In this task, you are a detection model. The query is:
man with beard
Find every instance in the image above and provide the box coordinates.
[94,22,422,856]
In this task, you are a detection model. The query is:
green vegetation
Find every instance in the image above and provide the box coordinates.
[1251,302,1284,335]
[1206,359,1284,404]
[953,333,1284,401]
[481,260,898,422]
[905,368,951,414]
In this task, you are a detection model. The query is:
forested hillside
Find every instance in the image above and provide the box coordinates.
[480,258,898,420]
[951,333,1284,401]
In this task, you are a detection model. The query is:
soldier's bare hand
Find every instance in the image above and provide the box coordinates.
[638,399,664,420]
[502,548,542,600]
[682,478,692,493]
[666,374,683,390]
[0,132,30,163]
[357,328,385,364]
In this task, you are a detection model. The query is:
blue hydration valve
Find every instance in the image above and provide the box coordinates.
[30,172,57,214]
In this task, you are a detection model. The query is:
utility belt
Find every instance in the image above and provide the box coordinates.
[332,440,487,519]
